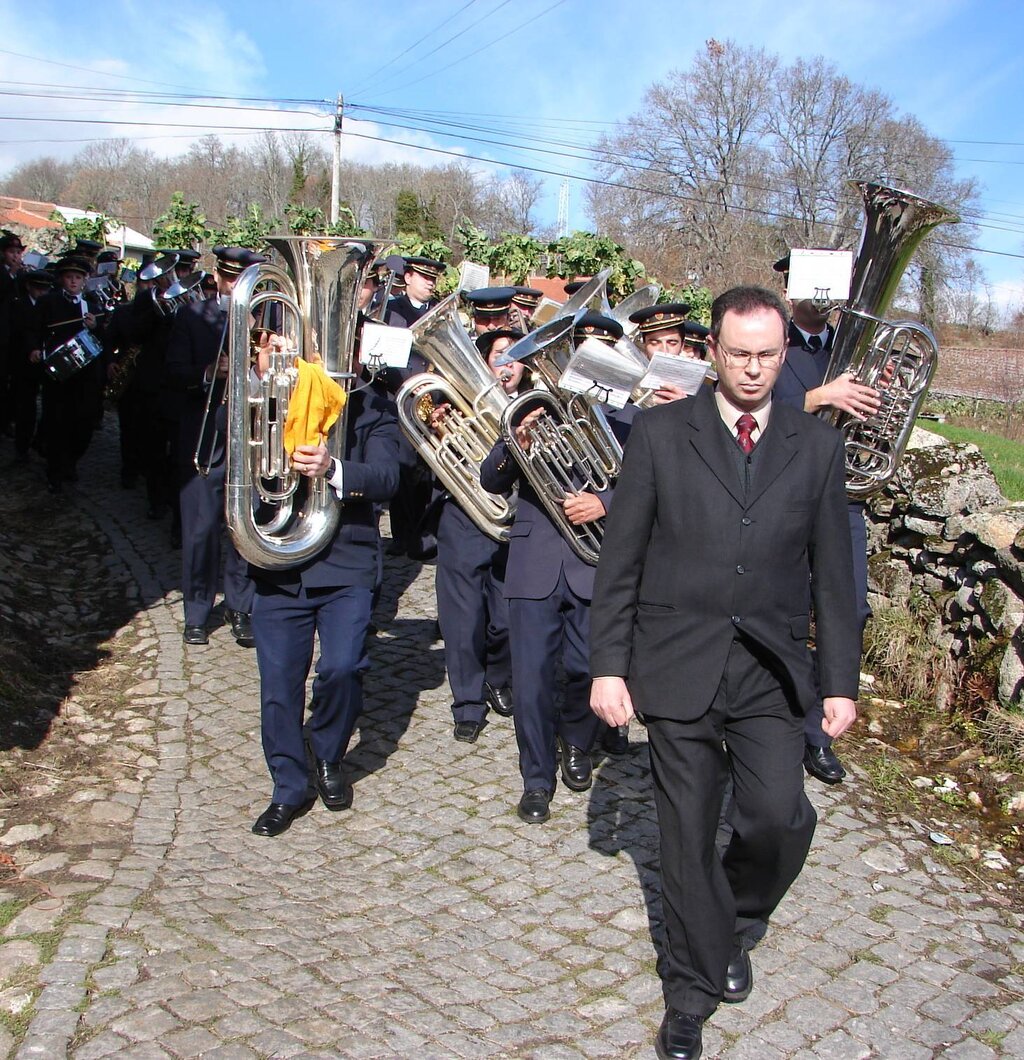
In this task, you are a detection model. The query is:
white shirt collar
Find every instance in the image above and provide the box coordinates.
[714,388,771,441]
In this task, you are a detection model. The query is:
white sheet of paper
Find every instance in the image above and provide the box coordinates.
[530,296,564,326]
[638,354,710,395]
[359,322,412,368]
[786,249,853,302]
[558,337,646,410]
[458,261,490,293]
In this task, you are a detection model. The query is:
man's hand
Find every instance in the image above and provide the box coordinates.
[590,676,635,727]
[291,442,331,478]
[83,312,97,331]
[28,348,42,364]
[821,696,857,739]
[562,491,606,525]
[805,372,881,419]
[513,407,545,452]
[651,383,689,405]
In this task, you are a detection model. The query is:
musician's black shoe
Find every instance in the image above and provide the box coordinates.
[313,759,352,811]
[557,738,593,791]
[385,538,407,557]
[252,801,305,837]
[601,724,630,755]
[227,610,255,648]
[517,789,551,823]
[183,625,208,645]
[484,683,514,717]
[804,743,847,784]
[724,946,752,1003]
[655,1008,703,1060]
[453,720,483,744]
[407,535,438,562]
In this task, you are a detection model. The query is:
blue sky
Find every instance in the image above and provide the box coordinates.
[1,0,1022,308]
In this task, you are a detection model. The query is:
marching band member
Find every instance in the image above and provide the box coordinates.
[463,287,516,335]
[250,354,400,837]
[426,328,521,744]
[1,268,51,460]
[164,246,264,647]
[480,311,627,823]
[510,286,542,324]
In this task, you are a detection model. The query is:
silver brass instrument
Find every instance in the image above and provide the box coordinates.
[224,236,378,569]
[497,314,623,566]
[822,181,959,497]
[139,253,177,283]
[560,268,614,317]
[155,271,205,316]
[395,294,515,541]
[611,283,661,337]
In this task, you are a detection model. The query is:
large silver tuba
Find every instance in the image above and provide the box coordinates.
[496,314,624,566]
[395,294,516,541]
[822,181,959,497]
[225,236,377,569]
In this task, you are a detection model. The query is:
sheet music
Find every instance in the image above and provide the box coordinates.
[359,323,412,368]
[638,354,710,395]
[786,249,853,302]
[530,297,564,326]
[557,337,646,410]
[457,261,489,293]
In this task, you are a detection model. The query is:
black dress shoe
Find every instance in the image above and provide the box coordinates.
[252,802,304,837]
[517,789,551,823]
[557,737,593,791]
[183,625,208,645]
[453,720,483,744]
[313,759,352,811]
[723,946,752,1003]
[227,609,255,648]
[656,1008,703,1060]
[385,538,407,557]
[804,743,847,784]
[484,683,514,717]
[601,724,630,755]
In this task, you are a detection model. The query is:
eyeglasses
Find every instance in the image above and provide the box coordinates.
[712,341,785,368]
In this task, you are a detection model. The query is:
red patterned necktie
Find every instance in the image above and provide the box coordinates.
[736,413,757,454]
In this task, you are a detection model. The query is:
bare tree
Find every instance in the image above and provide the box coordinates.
[1,156,73,203]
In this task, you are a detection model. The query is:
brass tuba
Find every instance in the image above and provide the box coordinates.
[225,236,378,569]
[822,181,959,497]
[496,314,624,566]
[395,294,516,541]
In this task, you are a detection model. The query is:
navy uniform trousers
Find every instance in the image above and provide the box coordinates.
[435,498,511,725]
[481,437,608,793]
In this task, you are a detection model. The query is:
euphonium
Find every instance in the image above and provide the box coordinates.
[497,314,623,566]
[395,294,515,541]
[822,181,959,497]
[224,236,378,569]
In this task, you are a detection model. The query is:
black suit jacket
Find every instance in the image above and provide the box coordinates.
[590,385,860,720]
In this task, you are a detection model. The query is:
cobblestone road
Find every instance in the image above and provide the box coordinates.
[2,424,1023,1059]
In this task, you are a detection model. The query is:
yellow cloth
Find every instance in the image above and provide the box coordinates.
[282,358,346,455]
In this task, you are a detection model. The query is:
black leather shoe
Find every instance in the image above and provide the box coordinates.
[385,538,407,557]
[517,789,551,823]
[484,683,514,717]
[723,946,752,1003]
[601,724,630,755]
[313,759,352,811]
[252,802,303,837]
[804,743,847,784]
[453,720,483,744]
[557,738,593,791]
[656,1008,703,1060]
[227,609,255,648]
[183,625,208,645]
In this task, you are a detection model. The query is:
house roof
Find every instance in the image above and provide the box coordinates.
[0,196,154,252]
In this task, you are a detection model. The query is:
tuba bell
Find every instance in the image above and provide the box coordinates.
[224,236,378,569]
[821,181,959,497]
[395,294,516,541]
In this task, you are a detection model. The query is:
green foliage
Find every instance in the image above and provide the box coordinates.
[455,221,493,265]
[325,204,368,238]
[656,282,713,326]
[208,204,278,251]
[489,233,545,284]
[421,197,444,242]
[394,189,423,237]
[284,203,323,235]
[917,420,1024,501]
[396,232,451,264]
[863,595,953,710]
[151,192,209,249]
[51,209,109,247]
[546,230,647,300]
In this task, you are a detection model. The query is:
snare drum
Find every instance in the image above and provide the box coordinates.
[42,329,103,382]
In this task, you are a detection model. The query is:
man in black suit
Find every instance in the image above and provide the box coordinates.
[590,286,861,1060]
[164,246,264,646]
[250,379,400,837]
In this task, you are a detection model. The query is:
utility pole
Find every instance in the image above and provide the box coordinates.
[557,180,570,238]
[330,94,344,226]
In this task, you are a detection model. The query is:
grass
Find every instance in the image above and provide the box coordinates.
[919,419,1024,501]
[862,752,919,815]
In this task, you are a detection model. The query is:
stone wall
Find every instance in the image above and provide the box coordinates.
[865,427,1024,710]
